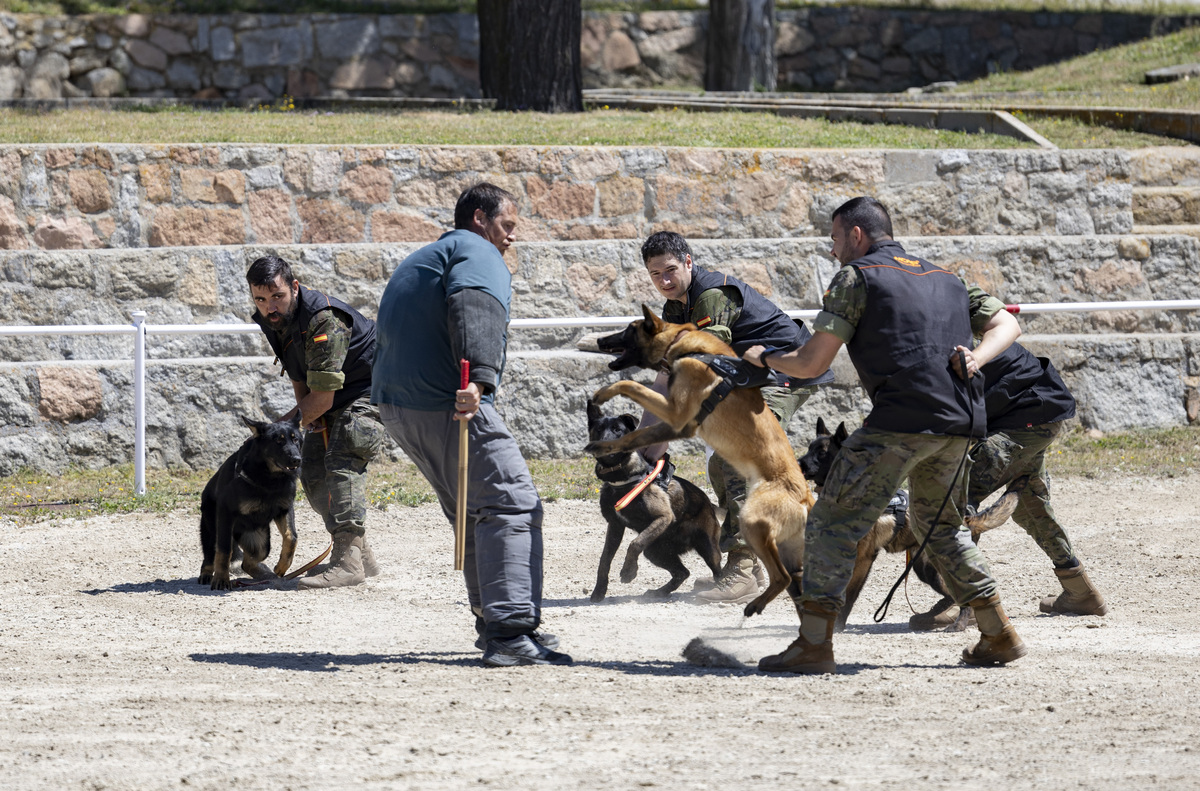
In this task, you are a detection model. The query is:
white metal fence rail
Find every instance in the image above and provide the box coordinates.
[2,298,1200,495]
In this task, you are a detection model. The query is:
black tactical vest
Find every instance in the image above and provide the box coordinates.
[682,265,834,387]
[979,342,1076,431]
[252,285,377,412]
[847,241,985,437]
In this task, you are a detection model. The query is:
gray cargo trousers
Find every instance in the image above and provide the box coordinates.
[379,402,544,641]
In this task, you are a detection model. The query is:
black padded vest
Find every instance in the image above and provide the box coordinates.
[980,342,1076,431]
[847,241,985,437]
[683,265,834,387]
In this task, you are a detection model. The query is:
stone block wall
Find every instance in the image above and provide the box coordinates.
[2,231,1198,474]
[0,8,1196,101]
[0,144,1137,252]
[0,12,481,102]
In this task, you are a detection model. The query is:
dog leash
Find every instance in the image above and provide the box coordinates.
[873,349,978,624]
[235,540,334,589]
[614,457,666,511]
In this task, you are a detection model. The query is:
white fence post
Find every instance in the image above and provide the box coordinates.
[131,311,147,497]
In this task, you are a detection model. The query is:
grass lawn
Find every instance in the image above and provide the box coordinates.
[0,104,1035,148]
[956,26,1200,111]
[3,425,1197,523]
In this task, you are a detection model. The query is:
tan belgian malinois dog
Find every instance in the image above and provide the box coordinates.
[586,305,814,619]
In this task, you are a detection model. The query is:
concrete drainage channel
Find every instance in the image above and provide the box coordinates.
[582,88,1200,148]
[584,89,1058,149]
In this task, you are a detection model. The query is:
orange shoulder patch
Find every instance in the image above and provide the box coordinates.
[893,256,921,267]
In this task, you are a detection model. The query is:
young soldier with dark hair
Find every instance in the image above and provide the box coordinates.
[371,182,572,668]
[638,230,834,604]
[744,196,1027,673]
[247,255,385,589]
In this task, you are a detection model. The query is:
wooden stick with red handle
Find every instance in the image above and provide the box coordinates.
[455,359,470,571]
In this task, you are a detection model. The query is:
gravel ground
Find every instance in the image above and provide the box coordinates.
[2,471,1198,790]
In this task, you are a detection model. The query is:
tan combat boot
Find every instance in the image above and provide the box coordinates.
[360,535,381,578]
[696,548,762,604]
[1040,564,1107,616]
[961,594,1027,666]
[758,602,837,674]
[298,532,366,590]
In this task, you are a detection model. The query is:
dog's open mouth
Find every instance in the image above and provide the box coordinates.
[597,328,641,371]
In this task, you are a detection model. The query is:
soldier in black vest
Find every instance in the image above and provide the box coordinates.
[911,341,1107,629]
[639,231,834,604]
[743,197,1026,673]
[247,255,385,590]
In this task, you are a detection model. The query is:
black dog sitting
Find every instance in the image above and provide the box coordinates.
[198,414,303,591]
[587,400,722,601]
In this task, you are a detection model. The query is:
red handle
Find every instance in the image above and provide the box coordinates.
[460,359,470,390]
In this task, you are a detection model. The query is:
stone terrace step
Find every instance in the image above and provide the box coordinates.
[1133,224,1200,240]
[3,234,1199,473]
[2,234,1197,362]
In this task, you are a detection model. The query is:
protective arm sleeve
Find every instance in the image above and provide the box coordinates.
[447,287,507,395]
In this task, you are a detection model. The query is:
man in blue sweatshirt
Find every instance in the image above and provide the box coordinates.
[372,182,571,668]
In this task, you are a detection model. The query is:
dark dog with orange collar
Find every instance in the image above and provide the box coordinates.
[587,400,722,602]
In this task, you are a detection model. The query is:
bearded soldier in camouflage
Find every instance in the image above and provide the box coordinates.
[638,231,833,604]
[744,197,1027,673]
[248,255,385,590]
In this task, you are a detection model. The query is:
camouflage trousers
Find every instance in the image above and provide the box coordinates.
[801,426,998,612]
[301,397,385,538]
[709,384,816,552]
[969,421,1076,567]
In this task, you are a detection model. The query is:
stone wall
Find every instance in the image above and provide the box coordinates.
[0,144,1136,253]
[2,233,1198,474]
[0,8,1196,101]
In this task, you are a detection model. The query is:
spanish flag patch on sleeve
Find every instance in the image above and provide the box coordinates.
[696,316,713,328]
[312,333,329,343]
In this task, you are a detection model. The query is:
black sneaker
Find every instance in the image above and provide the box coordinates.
[474,630,560,652]
[482,635,573,667]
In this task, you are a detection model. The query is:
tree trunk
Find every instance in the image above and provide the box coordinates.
[705,0,777,92]
[477,0,583,112]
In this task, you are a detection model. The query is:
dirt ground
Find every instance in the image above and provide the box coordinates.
[2,470,1199,791]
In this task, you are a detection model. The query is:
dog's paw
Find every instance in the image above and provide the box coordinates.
[619,558,639,584]
[583,440,612,457]
[590,385,618,406]
[742,598,766,618]
[197,571,212,586]
[210,573,234,591]
[589,589,606,603]
[642,587,671,600]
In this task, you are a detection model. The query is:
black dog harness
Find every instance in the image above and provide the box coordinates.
[679,353,791,425]
[884,489,909,531]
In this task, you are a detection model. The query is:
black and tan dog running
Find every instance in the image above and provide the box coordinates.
[799,417,1026,631]
[198,414,302,591]
[587,400,722,601]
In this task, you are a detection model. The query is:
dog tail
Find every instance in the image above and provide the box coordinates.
[965,476,1030,539]
[681,638,746,669]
